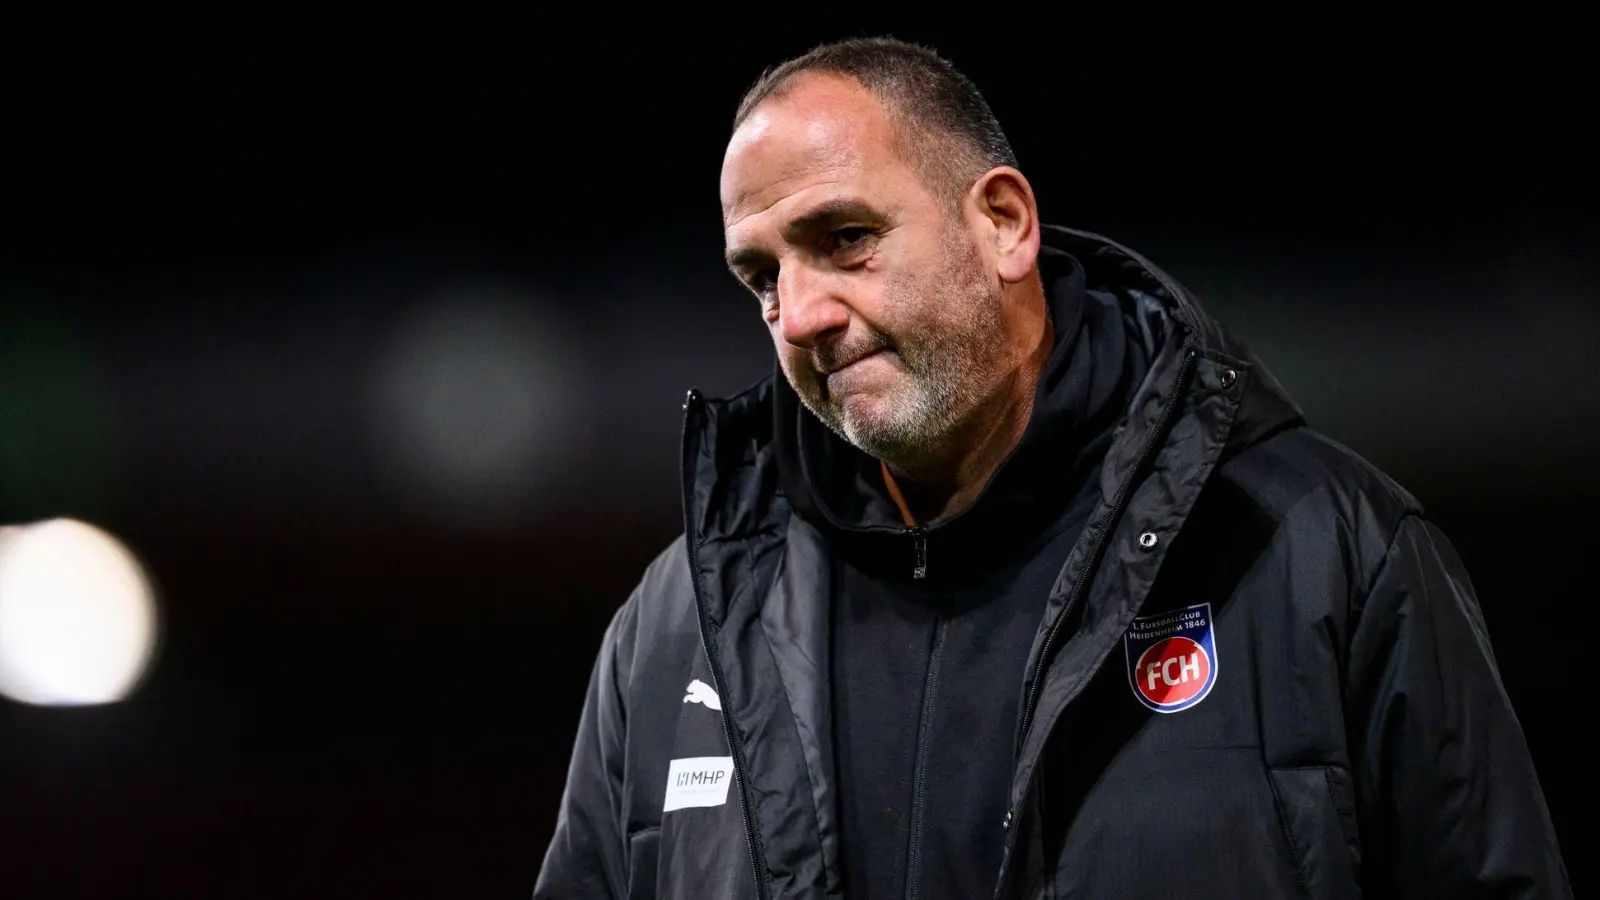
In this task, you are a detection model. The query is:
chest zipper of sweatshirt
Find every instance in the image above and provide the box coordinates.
[910,527,928,580]
[903,614,947,900]
[902,522,940,900]
[681,389,768,900]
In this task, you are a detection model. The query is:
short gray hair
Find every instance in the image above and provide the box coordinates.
[733,37,1018,209]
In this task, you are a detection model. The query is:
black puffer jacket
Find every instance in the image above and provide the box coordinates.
[534,227,1571,899]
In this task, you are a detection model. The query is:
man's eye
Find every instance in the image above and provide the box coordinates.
[749,272,778,301]
[832,227,874,250]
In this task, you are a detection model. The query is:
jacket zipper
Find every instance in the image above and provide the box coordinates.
[902,616,947,900]
[1012,345,1198,758]
[910,527,928,580]
[680,388,768,900]
[996,345,1198,894]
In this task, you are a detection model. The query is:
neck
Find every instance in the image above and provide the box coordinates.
[883,279,1053,526]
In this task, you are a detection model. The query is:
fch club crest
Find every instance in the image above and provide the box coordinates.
[1124,602,1218,713]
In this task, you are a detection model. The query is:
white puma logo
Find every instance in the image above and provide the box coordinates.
[683,679,722,711]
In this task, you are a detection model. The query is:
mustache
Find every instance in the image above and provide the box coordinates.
[811,330,895,376]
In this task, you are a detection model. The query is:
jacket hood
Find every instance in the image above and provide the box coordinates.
[1039,225,1304,452]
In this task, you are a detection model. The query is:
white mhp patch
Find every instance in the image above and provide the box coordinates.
[663,756,734,812]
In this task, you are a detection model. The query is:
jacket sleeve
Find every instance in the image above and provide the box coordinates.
[1345,514,1571,898]
[534,594,637,900]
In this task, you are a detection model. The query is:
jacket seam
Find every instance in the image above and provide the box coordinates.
[602,597,636,865]
[1269,762,1348,772]
[1322,767,1362,874]
[1264,765,1313,900]
[1342,512,1420,673]
[1346,512,1423,661]
[752,554,837,894]
[1342,516,1434,895]
[1356,513,1421,604]
[705,622,775,898]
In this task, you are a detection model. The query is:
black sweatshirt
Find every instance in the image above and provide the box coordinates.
[777,249,1151,899]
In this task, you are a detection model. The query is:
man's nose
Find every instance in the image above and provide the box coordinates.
[777,265,850,351]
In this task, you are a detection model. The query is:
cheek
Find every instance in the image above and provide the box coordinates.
[871,278,936,339]
[877,249,943,312]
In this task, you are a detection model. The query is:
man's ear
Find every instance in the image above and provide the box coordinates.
[968,166,1041,284]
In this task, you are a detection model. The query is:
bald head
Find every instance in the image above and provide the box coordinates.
[721,74,909,225]
[732,37,1017,211]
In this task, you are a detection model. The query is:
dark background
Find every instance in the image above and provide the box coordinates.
[1,23,1592,897]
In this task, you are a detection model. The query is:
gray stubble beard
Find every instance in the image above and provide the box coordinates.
[797,228,1004,474]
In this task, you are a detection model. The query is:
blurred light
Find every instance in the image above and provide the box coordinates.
[0,519,158,706]
[368,284,589,530]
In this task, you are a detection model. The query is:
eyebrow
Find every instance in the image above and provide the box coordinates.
[724,198,884,275]
[780,198,882,243]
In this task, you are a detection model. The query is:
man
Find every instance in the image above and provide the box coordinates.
[535,38,1571,899]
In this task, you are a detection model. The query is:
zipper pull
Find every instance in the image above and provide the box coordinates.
[912,530,928,580]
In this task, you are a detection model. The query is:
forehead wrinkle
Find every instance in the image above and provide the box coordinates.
[723,175,850,249]
[722,136,856,219]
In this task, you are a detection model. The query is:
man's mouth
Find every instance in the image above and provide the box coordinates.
[818,347,887,377]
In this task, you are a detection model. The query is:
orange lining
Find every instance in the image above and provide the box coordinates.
[880,461,919,528]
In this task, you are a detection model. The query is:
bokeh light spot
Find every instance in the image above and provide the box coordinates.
[0,519,159,706]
